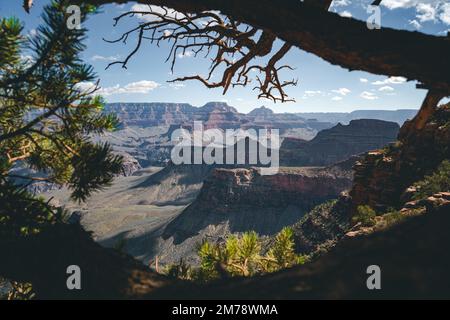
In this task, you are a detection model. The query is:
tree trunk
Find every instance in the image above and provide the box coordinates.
[412,91,445,130]
[399,90,445,141]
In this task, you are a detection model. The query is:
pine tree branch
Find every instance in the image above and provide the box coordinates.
[0,101,66,143]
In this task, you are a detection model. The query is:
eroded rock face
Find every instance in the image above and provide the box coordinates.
[117,152,142,176]
[287,105,450,259]
[344,192,450,239]
[105,101,243,128]
[162,166,352,246]
[350,105,450,212]
[27,181,60,194]
[104,103,198,127]
[280,119,400,166]
[104,102,333,133]
[297,109,418,125]
[291,193,353,255]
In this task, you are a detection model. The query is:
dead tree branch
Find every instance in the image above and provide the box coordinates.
[104,5,297,102]
[77,0,450,95]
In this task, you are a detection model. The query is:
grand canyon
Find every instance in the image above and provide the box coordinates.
[2,0,449,302]
[36,102,404,267]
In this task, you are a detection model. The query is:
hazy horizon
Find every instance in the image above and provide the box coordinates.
[104,100,420,114]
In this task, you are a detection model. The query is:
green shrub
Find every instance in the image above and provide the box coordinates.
[412,160,450,200]
[164,259,192,280]
[168,227,307,282]
[382,210,405,227]
[352,205,376,227]
[266,227,299,270]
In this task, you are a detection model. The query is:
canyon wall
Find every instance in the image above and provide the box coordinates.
[156,165,352,264]
[280,119,400,166]
[350,104,450,212]
[104,102,333,132]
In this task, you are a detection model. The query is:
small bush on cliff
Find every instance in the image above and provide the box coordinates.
[165,259,192,280]
[198,231,262,277]
[352,205,376,227]
[265,227,306,271]
[166,228,307,281]
[412,160,450,200]
[380,210,405,228]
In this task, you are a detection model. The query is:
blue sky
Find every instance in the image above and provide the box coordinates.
[1,0,449,113]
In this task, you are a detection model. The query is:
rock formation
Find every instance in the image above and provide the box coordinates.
[297,109,418,125]
[104,102,198,127]
[350,104,450,212]
[291,194,353,255]
[117,152,142,176]
[104,102,332,133]
[280,119,400,166]
[156,165,352,264]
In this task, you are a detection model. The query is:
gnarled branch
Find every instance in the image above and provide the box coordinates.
[77,0,450,95]
[104,5,297,102]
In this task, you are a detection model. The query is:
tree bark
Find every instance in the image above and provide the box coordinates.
[412,90,445,130]
[398,90,446,141]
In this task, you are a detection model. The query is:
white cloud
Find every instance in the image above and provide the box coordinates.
[119,80,160,94]
[301,90,323,99]
[381,0,415,10]
[28,29,37,37]
[169,83,186,90]
[360,91,379,100]
[331,96,343,101]
[331,0,351,8]
[416,3,436,22]
[440,3,450,25]
[371,76,407,85]
[91,55,120,62]
[131,4,186,21]
[332,88,351,96]
[379,86,395,92]
[387,76,408,84]
[75,81,97,93]
[339,10,352,18]
[360,78,369,83]
[304,90,322,97]
[382,1,450,25]
[163,30,173,37]
[98,85,122,96]
[177,51,194,59]
[408,19,422,29]
[76,80,160,96]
